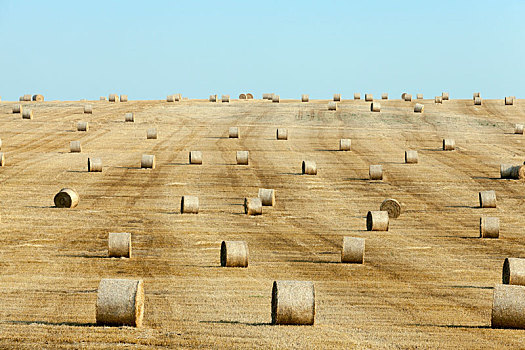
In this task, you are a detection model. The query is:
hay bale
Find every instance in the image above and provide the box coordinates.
[416,94,423,99]
[404,94,412,101]
[503,258,525,285]
[370,102,381,112]
[146,128,157,139]
[339,139,351,151]
[236,151,249,165]
[120,95,128,102]
[84,105,93,114]
[491,284,525,329]
[272,95,280,103]
[500,164,525,179]
[141,154,156,169]
[341,237,365,264]
[366,210,389,231]
[12,104,22,113]
[480,217,499,238]
[96,278,144,327]
[189,151,203,165]
[125,113,134,122]
[246,93,253,99]
[442,92,449,100]
[220,241,248,267]
[365,94,373,102]
[401,93,406,100]
[333,94,341,101]
[244,197,262,215]
[276,128,288,140]
[181,195,199,214]
[108,232,131,258]
[354,93,361,100]
[77,121,89,132]
[505,97,514,105]
[23,94,32,101]
[258,188,275,206]
[100,96,107,101]
[405,150,418,164]
[328,101,337,111]
[175,94,182,101]
[271,280,315,325]
[167,95,175,102]
[70,141,82,153]
[474,97,482,105]
[443,139,455,151]
[380,199,401,218]
[473,92,480,99]
[88,158,102,172]
[369,165,383,180]
[229,127,239,138]
[32,94,44,102]
[514,124,524,134]
[479,190,497,208]
[262,93,272,100]
[22,109,33,119]
[54,188,79,208]
[301,94,309,102]
[239,93,246,100]
[382,93,388,100]
[302,160,317,175]
[435,96,443,104]
[222,95,230,103]
[209,94,217,102]
[109,94,119,102]
[414,103,424,113]
[0,152,5,166]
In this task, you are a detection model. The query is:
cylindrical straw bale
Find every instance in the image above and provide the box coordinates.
[70,141,82,153]
[473,92,480,99]
[443,139,455,151]
[239,93,246,100]
[246,93,253,99]
[366,210,389,231]
[333,94,341,101]
[301,94,309,102]
[480,217,499,238]
[369,165,383,180]
[354,93,361,100]
[209,94,217,102]
[491,284,525,329]
[442,92,449,100]
[339,138,351,151]
[341,237,365,264]
[141,154,156,169]
[503,258,525,285]
[401,93,407,100]
[222,95,230,103]
[13,104,22,113]
[435,96,443,104]
[404,94,412,101]
[380,198,401,218]
[189,151,203,165]
[302,160,317,175]
[32,94,44,101]
[479,190,497,208]
[146,128,157,139]
[22,109,33,119]
[88,158,102,172]
[0,152,5,166]
[271,281,315,325]
[96,278,144,327]
[272,95,280,103]
[328,101,337,111]
[125,112,134,122]
[100,96,107,101]
[220,241,248,267]
[109,94,119,102]
[229,127,239,138]
[381,93,388,100]
[365,94,373,102]
[236,151,249,165]
[108,232,131,258]
[244,197,262,215]
[54,188,79,208]
[514,124,524,134]
[474,97,482,105]
[120,95,128,102]
[262,93,271,100]
[23,94,31,101]
[500,164,525,179]
[505,97,514,105]
[258,188,275,206]
[370,102,381,112]
[167,95,175,102]
[84,105,93,114]
[405,150,418,164]
[414,103,424,113]
[276,128,288,140]
[416,94,423,100]
[175,94,182,101]
[181,195,199,214]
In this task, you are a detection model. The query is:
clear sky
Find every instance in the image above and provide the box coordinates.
[0,0,523,101]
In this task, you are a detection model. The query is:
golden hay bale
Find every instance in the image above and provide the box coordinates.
[84,105,93,114]
[416,94,423,100]
[141,154,156,169]
[505,97,514,105]
[167,95,175,102]
[77,121,89,132]
[301,94,309,102]
[222,95,230,103]
[479,190,497,208]
[382,93,388,100]
[503,258,525,285]
[236,151,249,165]
[442,92,449,100]
[491,284,525,329]
[70,141,82,153]
[401,93,406,100]
[480,217,499,238]
[262,93,272,100]
[220,241,248,267]
[514,124,524,134]
[125,112,134,122]
[474,97,482,105]
[120,95,128,102]
[246,93,253,99]
[339,139,351,151]
[272,95,280,103]
[333,94,341,101]
[108,232,131,258]
[366,210,389,231]
[146,128,157,139]
[239,93,246,100]
[258,188,275,206]
[100,96,107,101]
[403,94,411,101]
[354,93,361,100]
[365,94,373,102]
[32,94,44,102]
[500,164,525,179]
[341,237,365,264]
[209,94,217,102]
[370,102,381,112]
[244,197,262,215]
[12,104,22,113]
[54,188,79,208]
[175,94,182,101]
[189,151,203,165]
[271,280,315,325]
[380,198,401,218]
[414,103,424,113]
[23,94,31,101]
[109,94,119,102]
[405,150,418,164]
[96,278,144,327]
[276,128,288,140]
[328,101,337,111]
[302,160,317,175]
[473,92,480,99]
[369,165,383,180]
[22,109,33,119]
[229,127,239,138]
[443,139,455,151]
[181,195,199,214]
[88,158,102,172]
[435,96,443,104]
[0,152,5,166]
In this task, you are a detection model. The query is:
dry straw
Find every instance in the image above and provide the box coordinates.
[328,101,337,111]
[12,104,22,113]
[341,237,365,264]
[503,258,525,285]
[262,93,272,100]
[514,124,524,134]
[109,94,119,102]
[167,95,175,102]
[301,94,309,102]
[354,93,361,100]
[435,96,443,104]
[239,93,246,100]
[222,95,230,103]
[382,93,388,100]
[209,94,217,102]
[479,190,496,208]
[120,95,128,102]
[414,103,424,113]
[491,284,525,329]
[147,128,158,139]
[401,93,407,100]
[505,97,514,105]
[236,151,249,165]
[244,197,262,215]
[108,232,131,258]
[246,93,253,99]
[473,92,480,99]
[276,128,288,140]
[405,150,418,164]
[229,127,239,138]
[370,102,381,112]
[141,154,156,169]
[88,158,102,172]
[366,211,389,231]
[500,164,525,179]
[125,112,134,122]
[480,217,499,238]
[189,151,203,165]
[339,139,351,151]
[404,94,412,102]
[22,109,33,119]
[77,121,89,132]
[175,94,182,101]
[220,241,248,267]
[70,141,82,153]
[443,139,455,151]
[442,92,449,100]
[380,199,401,218]
[416,94,423,99]
[369,165,383,180]
[84,105,93,114]
[96,278,144,327]
[22,94,31,101]
[302,160,317,175]
[181,195,199,214]
[271,281,315,325]
[54,188,79,208]
[258,188,275,206]
[272,95,280,103]
[365,94,373,102]
[32,94,44,101]
[333,94,341,101]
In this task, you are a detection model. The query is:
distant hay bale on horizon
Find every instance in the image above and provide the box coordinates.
[96,278,144,327]
[370,102,381,112]
[244,197,262,215]
[480,217,499,238]
[354,93,361,100]
[236,151,249,165]
[473,92,481,99]
[222,95,230,103]
[382,93,388,100]
[22,94,31,101]
[503,258,525,286]
[246,93,253,99]
[443,139,455,151]
[109,94,119,102]
[271,280,315,325]
[70,141,81,153]
[181,195,199,214]
[416,94,423,100]
[341,237,365,264]
[474,97,482,105]
[442,92,450,100]
[435,96,443,104]
[167,95,175,102]
[262,93,273,100]
[302,160,317,175]
[221,241,248,267]
[333,94,341,102]
[32,94,44,102]
[404,94,412,102]
[505,96,514,105]
[272,95,280,103]
[120,95,128,102]
[189,151,203,165]
[301,94,309,102]
[276,128,288,140]
[100,96,107,101]
[405,150,418,164]
[369,165,383,180]
[239,93,246,100]
[108,232,131,258]
[491,284,525,329]
[479,190,497,208]
[258,188,275,206]
[88,157,102,172]
[54,188,79,208]
[328,101,337,111]
[366,210,389,231]
[141,154,156,169]
[365,94,373,102]
[209,94,217,102]
[414,103,424,113]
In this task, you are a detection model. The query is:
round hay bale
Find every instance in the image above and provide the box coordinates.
[333,94,341,101]
[366,210,389,231]
[244,197,262,215]
[401,93,407,100]
[380,198,401,218]
[416,94,423,100]
[23,94,31,101]
[500,164,525,179]
[120,95,128,102]
[88,158,102,172]
[239,93,246,100]
[271,280,315,325]
[443,139,455,151]
[414,103,424,113]
[0,152,5,166]
[354,93,361,100]
[32,94,44,102]
[84,105,93,114]
[301,94,309,102]
[77,121,89,132]
[141,154,156,169]
[181,195,199,214]
[479,190,497,208]
[236,151,249,165]
[404,94,412,102]
[435,96,443,104]
[229,127,239,138]
[189,151,203,165]
[22,109,33,119]
[473,92,480,99]
[54,188,79,208]
[339,139,351,151]
[381,93,388,100]
[276,128,288,140]
[302,160,317,175]
[480,217,499,238]
[370,102,381,112]
[108,94,119,102]
[405,150,418,164]
[328,101,337,111]
[491,284,525,329]
[70,141,82,153]
[369,165,383,180]
[12,104,22,114]
[246,93,253,99]
[505,97,514,105]
[503,258,525,285]
[341,237,365,264]
[108,232,131,258]
[125,112,134,122]
[146,128,157,139]
[96,278,144,327]
[220,241,248,267]
[175,94,182,101]
[262,93,271,100]
[514,124,524,134]
[167,95,175,102]
[209,94,217,102]
[442,92,449,100]
[100,96,107,101]
[222,95,230,103]
[365,94,373,102]
[473,97,482,105]
[258,188,275,206]
[272,95,280,103]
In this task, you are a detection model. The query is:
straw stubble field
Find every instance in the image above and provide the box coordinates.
[0,97,524,348]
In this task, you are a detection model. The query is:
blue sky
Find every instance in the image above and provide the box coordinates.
[0,0,523,100]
